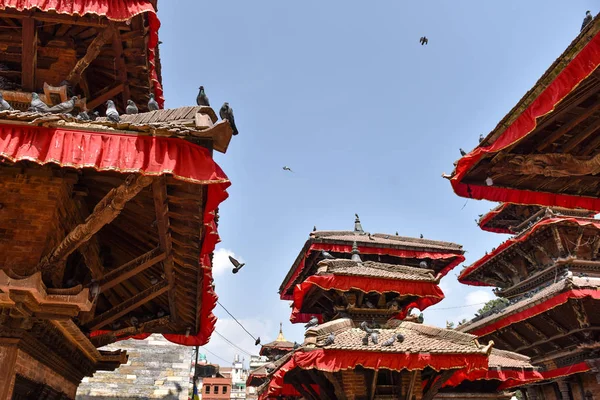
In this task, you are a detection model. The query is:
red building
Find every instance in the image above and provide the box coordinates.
[203,377,232,400]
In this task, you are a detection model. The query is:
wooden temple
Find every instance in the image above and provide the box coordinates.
[0,1,234,398]
[446,10,600,400]
[254,218,540,400]
[247,324,295,389]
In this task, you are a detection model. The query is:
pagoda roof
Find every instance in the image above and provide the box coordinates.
[260,323,295,356]
[458,216,600,287]
[458,275,600,336]
[279,229,464,300]
[0,106,233,153]
[478,203,595,234]
[317,259,439,281]
[0,0,164,109]
[446,13,600,211]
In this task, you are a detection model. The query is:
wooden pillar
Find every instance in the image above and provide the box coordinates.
[0,339,19,400]
[557,380,571,400]
[526,387,539,400]
[21,17,37,91]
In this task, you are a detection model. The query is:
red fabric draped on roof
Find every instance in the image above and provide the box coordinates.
[470,289,600,337]
[478,204,512,234]
[0,0,164,107]
[290,274,444,323]
[0,124,231,346]
[444,367,542,388]
[450,30,600,211]
[459,217,600,285]
[281,242,464,300]
[498,362,591,390]
[259,349,488,400]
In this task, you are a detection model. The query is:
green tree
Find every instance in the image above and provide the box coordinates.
[477,298,509,315]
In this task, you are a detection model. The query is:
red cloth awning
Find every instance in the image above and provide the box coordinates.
[290,274,444,323]
[459,217,600,285]
[444,367,543,388]
[497,362,591,390]
[450,30,600,211]
[281,242,464,300]
[478,204,512,234]
[0,124,231,346]
[259,349,488,400]
[0,0,164,107]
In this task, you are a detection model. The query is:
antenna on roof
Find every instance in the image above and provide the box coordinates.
[351,241,362,263]
[354,214,364,233]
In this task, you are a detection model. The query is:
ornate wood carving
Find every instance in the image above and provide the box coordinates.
[571,299,590,330]
[0,9,111,27]
[39,175,154,272]
[552,226,566,256]
[573,227,585,256]
[491,153,600,178]
[87,281,169,331]
[66,24,116,86]
[591,237,600,260]
[152,177,178,322]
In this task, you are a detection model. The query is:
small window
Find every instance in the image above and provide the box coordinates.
[205,385,210,394]
[223,386,228,394]
[214,385,219,394]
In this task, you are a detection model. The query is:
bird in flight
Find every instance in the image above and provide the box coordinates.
[229,256,245,274]
[283,166,293,172]
[419,36,429,45]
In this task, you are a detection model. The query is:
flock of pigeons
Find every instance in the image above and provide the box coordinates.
[0,85,240,137]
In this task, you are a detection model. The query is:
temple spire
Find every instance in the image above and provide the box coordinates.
[351,241,362,262]
[354,213,364,233]
[275,322,286,342]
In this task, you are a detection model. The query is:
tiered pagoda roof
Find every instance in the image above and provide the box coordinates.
[445,12,600,211]
[259,323,295,358]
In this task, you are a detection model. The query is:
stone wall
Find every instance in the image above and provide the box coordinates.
[77,334,193,400]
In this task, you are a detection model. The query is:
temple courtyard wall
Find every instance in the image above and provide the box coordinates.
[76,335,193,400]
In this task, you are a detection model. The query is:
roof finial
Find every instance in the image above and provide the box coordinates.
[351,241,362,262]
[354,213,364,233]
[275,322,286,342]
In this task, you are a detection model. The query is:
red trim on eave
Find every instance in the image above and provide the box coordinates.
[498,362,591,390]
[478,204,513,234]
[450,30,600,211]
[444,367,543,388]
[458,217,600,285]
[290,274,444,324]
[281,242,464,300]
[469,289,600,337]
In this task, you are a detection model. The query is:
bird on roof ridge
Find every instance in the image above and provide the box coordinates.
[196,86,210,107]
[126,100,138,114]
[354,214,364,233]
[148,93,159,111]
[582,10,593,32]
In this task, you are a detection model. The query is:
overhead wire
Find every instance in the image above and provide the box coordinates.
[216,300,259,342]
[201,346,232,365]
[213,330,253,357]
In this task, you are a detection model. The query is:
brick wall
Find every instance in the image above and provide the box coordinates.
[76,334,193,400]
[0,171,75,274]
[14,349,78,398]
[340,370,367,400]
[573,372,600,400]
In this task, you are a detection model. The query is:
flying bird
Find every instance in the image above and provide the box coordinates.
[29,92,50,113]
[283,166,293,172]
[126,100,139,114]
[381,336,395,347]
[220,102,239,135]
[229,255,245,274]
[370,331,379,345]
[396,333,405,343]
[255,337,261,346]
[321,250,335,259]
[582,11,593,32]
[305,316,319,329]
[321,333,335,346]
[48,96,77,114]
[148,93,159,111]
[0,92,13,111]
[106,100,120,123]
[196,86,210,106]
[419,36,428,45]
[460,148,467,156]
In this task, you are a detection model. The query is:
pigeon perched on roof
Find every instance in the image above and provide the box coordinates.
[479,134,484,143]
[362,333,369,346]
[370,331,379,345]
[229,256,245,274]
[196,86,210,106]
[48,96,77,114]
[255,337,261,346]
[313,226,317,232]
[368,233,375,241]
[77,111,90,121]
[220,102,239,135]
[0,92,13,111]
[148,93,159,111]
[283,166,293,172]
[90,111,100,121]
[265,363,276,373]
[321,333,335,346]
[305,316,319,329]
[460,148,467,156]
[419,36,429,45]
[106,100,120,122]
[396,333,405,343]
[321,250,335,259]
[126,100,138,114]
[29,92,50,113]
[582,11,593,32]
[420,234,424,238]
[360,320,376,334]
[381,336,395,347]
[293,342,301,349]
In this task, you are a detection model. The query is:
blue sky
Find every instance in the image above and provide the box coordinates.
[156,1,597,366]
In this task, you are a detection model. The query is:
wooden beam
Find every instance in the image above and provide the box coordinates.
[323,372,347,400]
[0,10,110,27]
[537,101,600,151]
[111,29,130,109]
[369,369,379,400]
[405,370,418,400]
[522,321,560,350]
[290,380,316,400]
[515,327,600,353]
[552,226,566,256]
[306,370,334,400]
[86,83,125,111]
[491,153,600,178]
[562,119,600,152]
[95,247,166,292]
[87,281,169,331]
[75,198,104,280]
[152,177,178,322]
[21,17,37,91]
[422,370,454,400]
[572,227,585,256]
[39,174,154,271]
[67,24,116,86]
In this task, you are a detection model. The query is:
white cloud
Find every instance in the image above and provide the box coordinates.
[212,248,244,276]
[465,290,493,306]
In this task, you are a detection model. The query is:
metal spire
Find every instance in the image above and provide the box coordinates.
[351,241,362,262]
[354,213,364,233]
